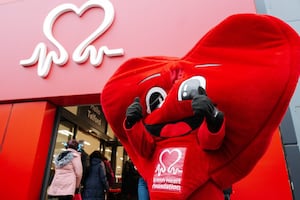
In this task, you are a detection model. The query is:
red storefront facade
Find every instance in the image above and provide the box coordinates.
[0,0,293,199]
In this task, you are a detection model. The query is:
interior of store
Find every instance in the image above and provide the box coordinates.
[46,105,127,195]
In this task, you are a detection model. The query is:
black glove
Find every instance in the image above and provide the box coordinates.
[192,94,215,117]
[192,92,224,133]
[75,188,80,194]
[125,97,143,128]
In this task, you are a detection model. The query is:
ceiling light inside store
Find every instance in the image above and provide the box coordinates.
[58,130,74,136]
[83,141,91,146]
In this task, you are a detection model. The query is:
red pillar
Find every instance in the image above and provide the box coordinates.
[0,102,56,199]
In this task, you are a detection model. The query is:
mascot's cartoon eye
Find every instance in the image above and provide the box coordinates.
[178,76,206,101]
[146,87,167,114]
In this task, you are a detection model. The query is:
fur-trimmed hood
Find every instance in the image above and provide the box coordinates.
[55,149,76,168]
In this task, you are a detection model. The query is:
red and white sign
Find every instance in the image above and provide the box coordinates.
[153,148,186,192]
[20,0,124,78]
[0,0,255,102]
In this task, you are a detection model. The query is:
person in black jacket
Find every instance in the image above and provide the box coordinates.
[121,159,139,200]
[78,140,90,193]
[223,186,233,200]
[82,151,109,200]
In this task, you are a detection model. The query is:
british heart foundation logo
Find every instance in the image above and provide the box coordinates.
[152,147,186,192]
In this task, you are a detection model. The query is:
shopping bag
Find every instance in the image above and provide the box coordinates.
[73,193,82,200]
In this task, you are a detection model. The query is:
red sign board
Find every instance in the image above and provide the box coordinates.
[0,0,255,103]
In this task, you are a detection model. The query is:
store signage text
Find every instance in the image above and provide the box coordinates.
[20,0,124,78]
[87,105,102,126]
[77,105,106,135]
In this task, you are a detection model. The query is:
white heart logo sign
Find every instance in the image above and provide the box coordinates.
[20,0,124,78]
[155,148,185,176]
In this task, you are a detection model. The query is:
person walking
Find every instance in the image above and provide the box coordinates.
[48,139,83,200]
[121,159,139,200]
[100,154,115,188]
[78,140,90,193]
[138,176,149,200]
[82,151,109,200]
[223,186,233,200]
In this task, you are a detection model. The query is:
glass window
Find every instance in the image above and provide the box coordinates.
[52,123,74,165]
[76,129,100,155]
[107,125,115,139]
[104,146,112,161]
[115,146,124,183]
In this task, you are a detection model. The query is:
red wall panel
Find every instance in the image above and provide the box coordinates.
[0,102,56,199]
[232,129,292,199]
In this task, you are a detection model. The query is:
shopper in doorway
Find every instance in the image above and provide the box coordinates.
[99,154,117,200]
[223,186,233,200]
[121,159,139,200]
[78,140,90,193]
[138,176,149,200]
[48,139,83,200]
[82,150,109,200]
[101,154,115,187]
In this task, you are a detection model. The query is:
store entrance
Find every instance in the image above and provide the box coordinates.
[42,105,125,200]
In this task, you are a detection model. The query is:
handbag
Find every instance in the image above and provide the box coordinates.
[73,193,82,200]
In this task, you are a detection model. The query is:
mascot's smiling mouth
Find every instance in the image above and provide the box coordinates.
[145,116,204,138]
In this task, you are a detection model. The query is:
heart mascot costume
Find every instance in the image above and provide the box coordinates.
[101,14,300,199]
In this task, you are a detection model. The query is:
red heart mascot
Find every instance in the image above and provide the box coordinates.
[101,14,300,199]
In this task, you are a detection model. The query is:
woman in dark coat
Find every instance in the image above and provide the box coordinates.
[121,159,139,200]
[82,151,109,200]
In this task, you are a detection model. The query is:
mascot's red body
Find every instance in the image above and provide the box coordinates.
[101,14,300,199]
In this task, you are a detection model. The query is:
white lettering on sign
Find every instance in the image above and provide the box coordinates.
[20,0,124,78]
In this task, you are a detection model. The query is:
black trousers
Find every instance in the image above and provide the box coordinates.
[48,195,73,200]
